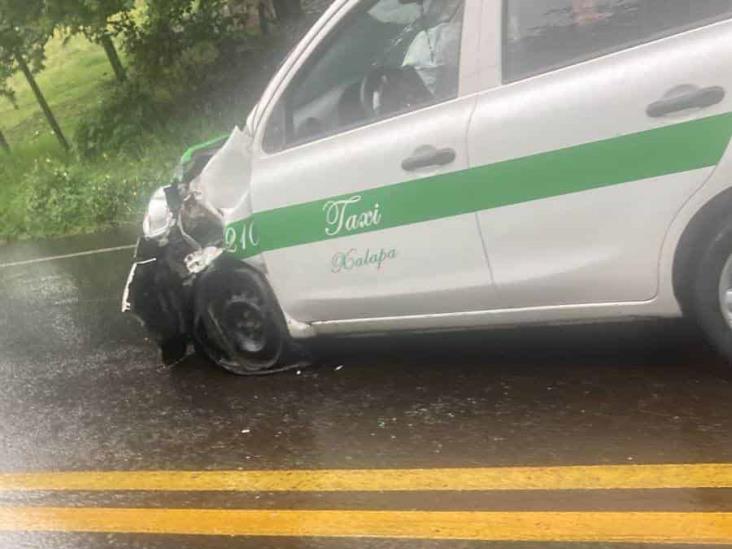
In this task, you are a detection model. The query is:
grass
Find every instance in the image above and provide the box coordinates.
[0,34,136,240]
[0,34,234,241]
[1,35,113,147]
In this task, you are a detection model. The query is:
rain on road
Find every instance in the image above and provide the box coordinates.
[1,228,732,548]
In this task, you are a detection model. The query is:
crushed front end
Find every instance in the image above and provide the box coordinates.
[122,137,228,365]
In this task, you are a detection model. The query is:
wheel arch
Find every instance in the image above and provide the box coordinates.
[194,254,283,323]
[673,186,732,314]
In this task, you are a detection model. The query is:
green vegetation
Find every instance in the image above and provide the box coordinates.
[0,32,225,240]
[0,0,310,241]
[1,35,110,144]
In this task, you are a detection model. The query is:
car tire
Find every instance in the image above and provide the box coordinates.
[688,217,732,361]
[193,264,310,375]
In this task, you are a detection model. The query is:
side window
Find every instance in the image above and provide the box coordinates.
[504,0,732,82]
[263,0,464,153]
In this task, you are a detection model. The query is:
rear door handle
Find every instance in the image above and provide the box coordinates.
[402,146,456,171]
[647,85,725,118]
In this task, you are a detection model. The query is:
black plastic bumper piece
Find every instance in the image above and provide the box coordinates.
[126,238,194,364]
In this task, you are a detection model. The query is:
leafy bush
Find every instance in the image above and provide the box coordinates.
[72,0,262,160]
[73,81,170,159]
[121,0,258,102]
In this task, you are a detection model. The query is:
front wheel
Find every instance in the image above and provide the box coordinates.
[688,218,732,361]
[193,265,309,375]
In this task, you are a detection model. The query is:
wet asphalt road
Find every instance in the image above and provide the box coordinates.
[1,228,732,548]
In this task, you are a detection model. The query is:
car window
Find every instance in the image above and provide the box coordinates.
[263,0,464,153]
[504,0,732,82]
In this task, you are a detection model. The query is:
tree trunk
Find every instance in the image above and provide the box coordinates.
[16,54,69,152]
[100,34,126,82]
[0,129,9,153]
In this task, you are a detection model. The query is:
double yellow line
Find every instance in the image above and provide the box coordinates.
[0,464,731,544]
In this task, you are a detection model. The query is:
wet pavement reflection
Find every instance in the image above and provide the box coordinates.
[1,230,732,547]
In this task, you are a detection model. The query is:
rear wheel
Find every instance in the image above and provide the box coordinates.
[688,218,732,361]
[193,266,309,375]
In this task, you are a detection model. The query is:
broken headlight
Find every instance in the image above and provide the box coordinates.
[142,187,174,240]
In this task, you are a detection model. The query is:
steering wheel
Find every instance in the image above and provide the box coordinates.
[359,67,389,119]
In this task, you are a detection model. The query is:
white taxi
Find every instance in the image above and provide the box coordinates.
[126,0,732,374]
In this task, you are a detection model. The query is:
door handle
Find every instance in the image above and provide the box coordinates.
[647,85,725,118]
[402,146,456,171]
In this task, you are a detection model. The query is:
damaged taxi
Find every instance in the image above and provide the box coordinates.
[124,0,732,374]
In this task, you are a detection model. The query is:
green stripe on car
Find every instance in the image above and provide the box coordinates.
[180,134,230,166]
[226,112,732,259]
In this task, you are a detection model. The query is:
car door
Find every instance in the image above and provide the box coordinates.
[467,0,732,309]
[248,0,490,322]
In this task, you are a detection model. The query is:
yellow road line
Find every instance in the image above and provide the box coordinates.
[0,508,731,543]
[0,464,730,492]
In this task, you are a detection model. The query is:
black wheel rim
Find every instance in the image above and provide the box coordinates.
[224,299,268,354]
[202,288,283,375]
